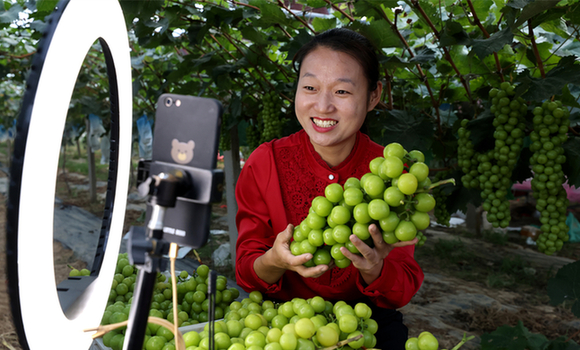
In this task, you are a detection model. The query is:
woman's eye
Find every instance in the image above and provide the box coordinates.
[304,86,315,91]
[336,90,349,94]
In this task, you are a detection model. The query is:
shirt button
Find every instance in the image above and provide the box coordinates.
[328,174,335,180]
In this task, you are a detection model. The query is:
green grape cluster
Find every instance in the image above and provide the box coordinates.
[260,91,283,143]
[529,100,570,255]
[100,254,241,350]
[405,331,439,350]
[246,122,262,152]
[478,82,527,228]
[178,292,379,350]
[432,171,451,228]
[457,119,479,189]
[415,231,426,248]
[291,142,453,268]
[100,255,381,350]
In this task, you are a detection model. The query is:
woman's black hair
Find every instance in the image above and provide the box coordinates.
[292,28,380,93]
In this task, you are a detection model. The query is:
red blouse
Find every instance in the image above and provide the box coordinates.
[235,130,424,309]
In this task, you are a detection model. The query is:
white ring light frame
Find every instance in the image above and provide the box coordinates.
[6,0,131,349]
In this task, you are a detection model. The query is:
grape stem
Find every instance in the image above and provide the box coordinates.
[421,178,456,192]
[317,334,363,350]
[443,333,476,350]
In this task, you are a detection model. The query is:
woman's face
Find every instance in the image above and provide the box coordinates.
[295,46,381,151]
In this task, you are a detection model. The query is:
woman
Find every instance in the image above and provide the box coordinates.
[235,28,424,349]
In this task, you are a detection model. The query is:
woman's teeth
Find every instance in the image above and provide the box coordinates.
[312,119,337,128]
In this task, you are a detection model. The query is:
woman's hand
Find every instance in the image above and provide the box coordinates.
[254,224,329,284]
[340,223,418,285]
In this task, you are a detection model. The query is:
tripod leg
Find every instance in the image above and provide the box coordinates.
[123,263,158,350]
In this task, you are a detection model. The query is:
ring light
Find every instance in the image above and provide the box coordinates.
[6,0,132,349]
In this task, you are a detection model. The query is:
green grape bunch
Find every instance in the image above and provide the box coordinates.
[290,142,455,267]
[477,82,528,228]
[432,170,452,228]
[99,253,382,350]
[457,119,479,190]
[246,121,262,152]
[529,100,570,255]
[260,91,284,143]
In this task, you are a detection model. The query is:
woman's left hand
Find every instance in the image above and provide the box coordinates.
[340,223,418,285]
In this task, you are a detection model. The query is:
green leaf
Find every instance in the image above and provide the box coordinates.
[515,0,560,27]
[547,260,580,318]
[296,0,328,8]
[507,0,532,9]
[556,85,580,109]
[312,17,336,32]
[0,3,23,24]
[409,47,436,64]
[531,7,567,28]
[480,320,549,350]
[515,56,580,101]
[351,19,403,49]
[439,21,471,47]
[470,26,514,60]
[36,0,58,13]
[562,136,580,189]
[241,26,269,45]
[250,0,291,26]
[380,56,416,69]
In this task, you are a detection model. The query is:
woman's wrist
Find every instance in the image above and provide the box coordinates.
[359,263,382,286]
[254,248,286,284]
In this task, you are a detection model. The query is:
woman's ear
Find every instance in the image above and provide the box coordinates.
[367,81,384,112]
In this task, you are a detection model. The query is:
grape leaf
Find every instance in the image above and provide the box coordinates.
[470,27,514,60]
[409,47,437,64]
[312,17,336,32]
[562,136,580,189]
[480,320,548,350]
[351,19,403,49]
[507,0,532,9]
[515,56,580,101]
[440,21,471,47]
[515,0,560,27]
[0,3,23,23]
[547,260,580,318]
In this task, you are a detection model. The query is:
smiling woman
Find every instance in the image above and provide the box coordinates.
[234,28,425,350]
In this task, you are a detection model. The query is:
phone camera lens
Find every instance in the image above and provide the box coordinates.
[164,97,173,107]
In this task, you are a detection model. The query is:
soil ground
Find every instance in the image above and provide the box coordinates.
[0,167,579,350]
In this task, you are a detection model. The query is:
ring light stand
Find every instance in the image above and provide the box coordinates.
[6,0,132,349]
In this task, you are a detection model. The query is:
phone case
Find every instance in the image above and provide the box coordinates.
[146,93,222,248]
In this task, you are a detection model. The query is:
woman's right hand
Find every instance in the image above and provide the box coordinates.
[254,224,329,283]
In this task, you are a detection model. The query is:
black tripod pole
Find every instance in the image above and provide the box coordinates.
[123,204,168,350]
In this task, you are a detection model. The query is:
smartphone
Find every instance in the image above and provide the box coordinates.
[145,93,223,249]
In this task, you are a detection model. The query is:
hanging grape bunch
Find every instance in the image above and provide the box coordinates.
[260,91,283,143]
[529,100,570,255]
[457,119,479,189]
[246,121,262,152]
[476,82,528,228]
[290,143,455,268]
[432,170,452,228]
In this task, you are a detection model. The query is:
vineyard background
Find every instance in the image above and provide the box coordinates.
[2,0,580,349]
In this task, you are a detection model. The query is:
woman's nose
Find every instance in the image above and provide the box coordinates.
[314,92,335,114]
